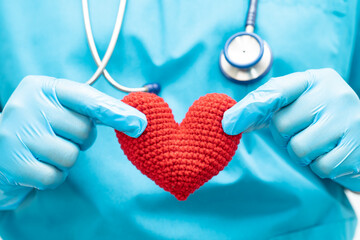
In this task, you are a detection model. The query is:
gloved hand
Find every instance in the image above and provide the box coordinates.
[0,76,147,210]
[222,68,360,191]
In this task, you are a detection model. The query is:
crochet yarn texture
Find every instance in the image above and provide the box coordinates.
[116,92,241,200]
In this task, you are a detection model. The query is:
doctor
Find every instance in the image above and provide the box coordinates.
[0,0,359,239]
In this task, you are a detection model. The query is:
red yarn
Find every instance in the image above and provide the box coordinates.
[115,92,241,200]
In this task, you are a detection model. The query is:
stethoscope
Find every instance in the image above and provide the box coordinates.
[82,0,272,94]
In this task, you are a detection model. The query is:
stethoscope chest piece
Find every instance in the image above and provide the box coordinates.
[220,32,272,83]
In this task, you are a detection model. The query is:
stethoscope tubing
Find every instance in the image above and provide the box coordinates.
[82,0,149,93]
[82,0,271,92]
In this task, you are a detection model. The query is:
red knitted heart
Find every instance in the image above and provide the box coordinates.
[115,92,241,200]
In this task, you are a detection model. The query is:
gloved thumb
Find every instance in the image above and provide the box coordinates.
[222,72,310,135]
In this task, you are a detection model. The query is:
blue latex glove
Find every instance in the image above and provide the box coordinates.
[0,76,147,209]
[223,68,360,191]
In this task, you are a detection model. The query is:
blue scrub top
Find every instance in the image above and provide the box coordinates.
[0,0,359,239]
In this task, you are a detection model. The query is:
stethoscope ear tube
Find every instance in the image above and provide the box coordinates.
[82,0,160,94]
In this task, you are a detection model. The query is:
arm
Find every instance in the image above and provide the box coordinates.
[0,76,147,210]
[222,68,360,191]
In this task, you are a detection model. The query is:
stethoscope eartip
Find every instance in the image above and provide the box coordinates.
[144,83,161,95]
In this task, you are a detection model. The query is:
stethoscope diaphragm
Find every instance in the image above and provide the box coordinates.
[219,32,273,83]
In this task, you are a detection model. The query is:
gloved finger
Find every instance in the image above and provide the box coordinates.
[25,134,79,170]
[47,107,97,150]
[271,100,315,138]
[16,156,66,190]
[330,171,360,192]
[222,71,310,135]
[287,118,341,166]
[309,138,356,179]
[54,79,147,138]
[269,124,288,148]
[0,184,33,210]
[269,106,313,148]
[269,90,320,146]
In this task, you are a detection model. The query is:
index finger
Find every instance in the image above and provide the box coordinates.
[222,71,311,135]
[54,79,147,138]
